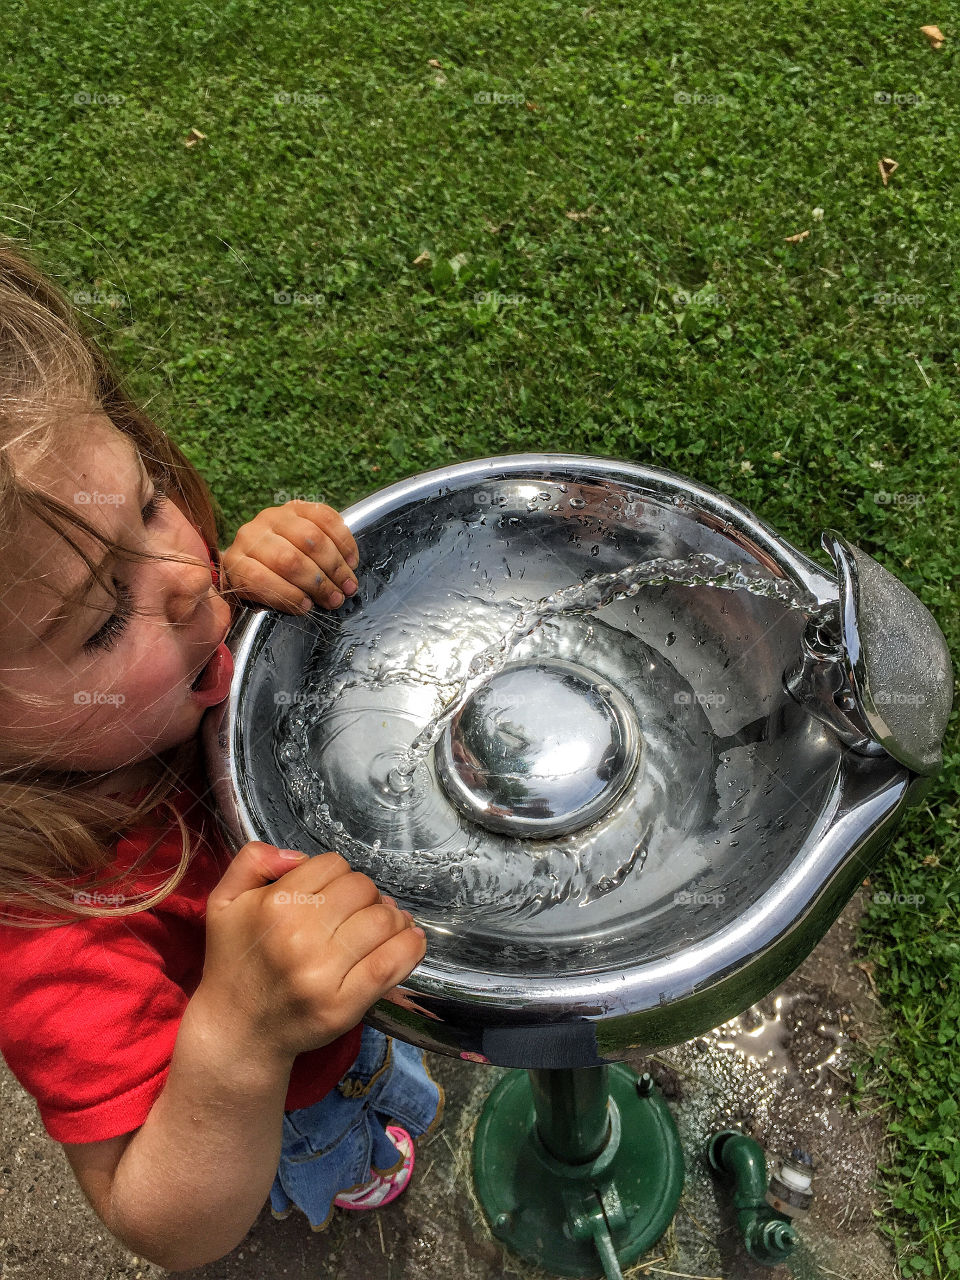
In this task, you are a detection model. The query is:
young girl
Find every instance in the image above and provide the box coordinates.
[0,242,443,1269]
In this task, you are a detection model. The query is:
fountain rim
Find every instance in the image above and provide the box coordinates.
[338,452,840,609]
[204,453,914,1017]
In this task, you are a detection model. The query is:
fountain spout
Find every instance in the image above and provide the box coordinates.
[783,615,888,760]
[785,530,953,776]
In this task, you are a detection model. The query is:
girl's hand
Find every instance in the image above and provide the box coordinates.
[220,500,360,612]
[197,842,427,1062]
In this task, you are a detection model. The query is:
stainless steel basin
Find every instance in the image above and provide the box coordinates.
[203,455,951,1069]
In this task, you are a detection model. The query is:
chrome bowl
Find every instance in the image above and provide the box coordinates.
[203,455,951,1068]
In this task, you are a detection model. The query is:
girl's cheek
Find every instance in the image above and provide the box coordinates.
[83,643,178,715]
[127,646,183,704]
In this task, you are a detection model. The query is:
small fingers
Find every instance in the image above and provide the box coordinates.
[378,893,414,923]
[333,901,418,969]
[338,925,428,1009]
[222,555,320,614]
[233,533,351,612]
[267,852,355,905]
[281,503,359,595]
[268,517,356,609]
[296,870,381,933]
[287,501,359,572]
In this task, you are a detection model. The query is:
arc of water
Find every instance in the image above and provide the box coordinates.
[387,552,832,793]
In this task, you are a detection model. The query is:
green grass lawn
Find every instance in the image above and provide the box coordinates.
[3,1,958,1272]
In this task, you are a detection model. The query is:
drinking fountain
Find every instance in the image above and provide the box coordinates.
[203,455,952,1277]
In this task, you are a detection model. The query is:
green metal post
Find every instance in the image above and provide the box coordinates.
[529,1066,612,1163]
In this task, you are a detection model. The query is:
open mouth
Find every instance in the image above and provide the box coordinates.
[189,652,216,691]
[189,628,228,691]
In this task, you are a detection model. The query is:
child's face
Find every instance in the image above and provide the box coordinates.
[0,412,234,775]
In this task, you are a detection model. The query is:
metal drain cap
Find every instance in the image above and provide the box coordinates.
[436,659,641,838]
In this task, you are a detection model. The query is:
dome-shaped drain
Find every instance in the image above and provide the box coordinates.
[435,659,641,838]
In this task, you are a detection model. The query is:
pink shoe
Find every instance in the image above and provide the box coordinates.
[333,1124,415,1212]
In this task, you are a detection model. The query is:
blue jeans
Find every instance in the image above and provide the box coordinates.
[269,1025,444,1231]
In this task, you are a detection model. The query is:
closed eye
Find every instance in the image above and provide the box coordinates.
[81,482,168,653]
[139,483,167,526]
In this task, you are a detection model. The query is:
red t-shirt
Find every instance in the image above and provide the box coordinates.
[0,532,362,1144]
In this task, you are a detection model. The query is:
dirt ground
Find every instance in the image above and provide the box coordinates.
[0,889,900,1280]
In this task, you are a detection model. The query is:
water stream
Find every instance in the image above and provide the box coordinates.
[386,551,834,793]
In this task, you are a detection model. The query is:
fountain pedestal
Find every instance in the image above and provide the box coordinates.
[472,1065,684,1280]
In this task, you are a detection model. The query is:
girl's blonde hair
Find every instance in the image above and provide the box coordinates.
[0,239,243,929]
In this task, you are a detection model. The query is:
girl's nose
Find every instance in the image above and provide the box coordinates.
[163,551,217,627]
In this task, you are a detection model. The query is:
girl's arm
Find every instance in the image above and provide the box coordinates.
[65,839,424,1271]
[66,988,296,1271]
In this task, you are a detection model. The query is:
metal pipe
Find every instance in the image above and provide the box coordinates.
[707,1129,797,1265]
[529,1066,612,1163]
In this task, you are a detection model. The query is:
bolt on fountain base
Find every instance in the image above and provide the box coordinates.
[472,1064,684,1280]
